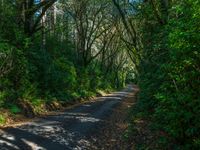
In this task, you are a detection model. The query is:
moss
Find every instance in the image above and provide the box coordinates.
[0,114,6,124]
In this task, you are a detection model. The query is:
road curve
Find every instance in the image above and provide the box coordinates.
[0,85,134,150]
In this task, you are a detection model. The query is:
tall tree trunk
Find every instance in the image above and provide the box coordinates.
[41,0,46,49]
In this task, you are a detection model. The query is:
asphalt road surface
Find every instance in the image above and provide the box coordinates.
[0,85,134,150]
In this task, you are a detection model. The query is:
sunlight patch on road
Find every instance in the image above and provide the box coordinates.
[6,113,101,149]
[62,112,88,116]
[63,114,100,123]
[0,131,19,150]
[18,122,71,147]
[78,116,100,123]
[1,132,15,141]
[21,138,46,150]
[74,139,97,150]
[99,97,122,100]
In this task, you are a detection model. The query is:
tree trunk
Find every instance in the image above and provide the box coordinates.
[41,0,46,49]
[160,0,169,23]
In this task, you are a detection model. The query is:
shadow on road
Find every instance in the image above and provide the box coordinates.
[0,85,134,150]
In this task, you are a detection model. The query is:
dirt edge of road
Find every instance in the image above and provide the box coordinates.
[0,90,110,129]
[89,85,139,150]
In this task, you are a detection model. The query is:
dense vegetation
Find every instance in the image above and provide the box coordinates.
[0,0,133,120]
[114,0,199,149]
[0,0,199,149]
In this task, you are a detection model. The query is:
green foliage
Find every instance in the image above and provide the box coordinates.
[9,105,21,114]
[0,0,132,128]
[130,0,200,149]
[0,114,6,124]
[0,91,7,107]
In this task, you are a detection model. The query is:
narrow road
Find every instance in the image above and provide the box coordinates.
[0,85,134,150]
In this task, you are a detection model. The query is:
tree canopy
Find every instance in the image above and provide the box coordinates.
[0,0,199,149]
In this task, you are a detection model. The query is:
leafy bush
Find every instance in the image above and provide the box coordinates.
[0,91,7,107]
[9,105,21,114]
[0,0,131,126]
[131,0,200,149]
[0,115,6,124]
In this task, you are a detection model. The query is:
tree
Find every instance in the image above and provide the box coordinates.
[16,0,57,36]
[112,0,141,71]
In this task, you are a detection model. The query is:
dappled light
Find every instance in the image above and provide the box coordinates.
[0,114,99,149]
[0,86,132,149]
[0,0,199,149]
